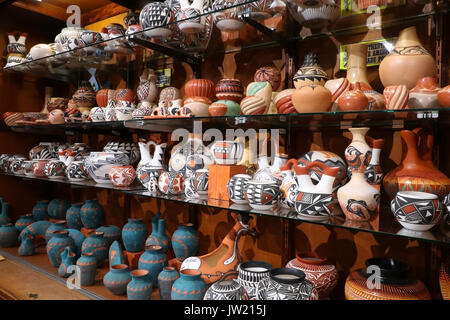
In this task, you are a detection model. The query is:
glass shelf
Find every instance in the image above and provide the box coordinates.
[7,121,130,136]
[2,0,447,81]
[2,172,449,246]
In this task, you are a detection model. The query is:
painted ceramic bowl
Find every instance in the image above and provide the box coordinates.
[227,174,252,204]
[193,169,209,195]
[22,160,35,176]
[158,171,184,195]
[66,161,89,182]
[204,279,249,300]
[244,180,280,210]
[90,107,106,122]
[103,142,140,167]
[9,158,25,175]
[84,152,130,184]
[209,100,241,116]
[139,2,175,38]
[391,191,443,231]
[215,79,244,103]
[210,140,244,165]
[32,159,51,177]
[44,160,66,179]
[237,260,272,300]
[115,101,136,121]
[109,165,136,187]
[294,191,336,220]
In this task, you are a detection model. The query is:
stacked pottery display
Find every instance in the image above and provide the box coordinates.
[345,258,431,300]
[338,128,380,221]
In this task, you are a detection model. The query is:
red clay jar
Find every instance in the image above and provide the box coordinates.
[184,79,216,101]
[338,82,369,111]
[215,79,244,103]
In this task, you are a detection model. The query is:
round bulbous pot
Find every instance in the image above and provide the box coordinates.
[0,223,19,248]
[15,214,34,233]
[32,200,50,221]
[103,264,131,295]
[66,203,83,230]
[171,223,200,262]
[45,220,67,242]
[81,231,108,267]
[46,230,75,267]
[96,225,121,246]
[76,252,97,286]
[122,218,147,253]
[138,245,168,287]
[171,269,206,300]
[80,199,103,230]
[47,198,71,220]
[158,267,179,300]
[127,269,153,300]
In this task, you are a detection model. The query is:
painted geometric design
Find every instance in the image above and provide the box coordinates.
[244,183,279,206]
[256,277,317,300]
[204,279,249,300]
[227,175,251,203]
[364,164,383,184]
[391,194,442,225]
[383,176,449,200]
[294,192,335,217]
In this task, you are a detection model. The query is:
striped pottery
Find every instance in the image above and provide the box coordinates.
[127,269,152,300]
[103,264,131,295]
[138,245,168,287]
[76,252,97,286]
[158,267,179,300]
[66,203,83,230]
[97,225,121,246]
[81,231,108,267]
[14,214,34,233]
[204,279,249,300]
[237,260,272,300]
[80,199,103,229]
[0,223,19,248]
[46,230,75,267]
[171,269,206,300]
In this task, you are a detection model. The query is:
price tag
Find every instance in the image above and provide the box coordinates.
[417,111,439,119]
[234,117,247,125]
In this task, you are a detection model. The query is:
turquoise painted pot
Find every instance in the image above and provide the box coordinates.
[32,200,49,221]
[15,214,34,233]
[81,231,108,267]
[18,230,35,256]
[76,252,97,286]
[66,228,85,257]
[46,230,75,267]
[172,223,199,261]
[19,220,51,245]
[127,269,152,300]
[66,203,83,230]
[158,267,179,300]
[103,264,131,295]
[48,198,71,220]
[80,199,103,229]
[0,199,10,226]
[0,223,18,247]
[122,218,147,253]
[45,220,67,242]
[109,240,125,269]
[138,245,167,287]
[145,214,171,253]
[96,225,121,246]
[171,269,206,300]
[58,246,76,278]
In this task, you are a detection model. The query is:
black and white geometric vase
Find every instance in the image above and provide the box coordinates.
[256,268,318,300]
[44,160,66,179]
[391,191,443,232]
[443,194,450,226]
[140,2,175,39]
[237,260,272,300]
[66,161,90,182]
[244,180,280,210]
[204,279,249,300]
[103,142,140,167]
[84,152,130,184]
[294,191,336,220]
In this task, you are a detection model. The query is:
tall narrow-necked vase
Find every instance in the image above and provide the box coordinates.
[145,214,171,253]
[344,127,372,172]
[346,43,370,87]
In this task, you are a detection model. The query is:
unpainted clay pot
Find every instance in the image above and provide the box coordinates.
[184,79,216,101]
[292,85,332,113]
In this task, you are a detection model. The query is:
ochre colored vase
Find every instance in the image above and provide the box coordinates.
[292,85,332,113]
[379,26,436,89]
[184,79,216,101]
[383,128,450,200]
[337,82,369,111]
[345,43,370,87]
[345,258,431,300]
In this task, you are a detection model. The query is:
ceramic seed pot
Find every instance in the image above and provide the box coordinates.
[15,214,34,233]
[104,264,132,295]
[345,258,431,300]
[0,223,19,248]
[183,97,211,117]
[158,267,180,300]
[122,218,147,253]
[383,85,409,110]
[46,230,75,267]
[244,180,280,210]
[76,252,97,286]
[292,84,332,113]
[81,231,108,267]
[227,174,252,204]
[97,225,121,246]
[138,245,168,287]
[204,279,249,300]
[171,269,206,300]
[139,2,175,38]
[66,203,83,230]
[127,269,153,300]
[109,165,136,187]
[254,66,281,91]
[391,191,443,231]
[337,82,369,111]
[209,100,241,116]
[80,199,103,230]
[286,252,338,300]
[215,79,244,103]
[172,223,200,262]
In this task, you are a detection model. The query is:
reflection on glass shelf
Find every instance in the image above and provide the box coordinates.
[8,121,129,135]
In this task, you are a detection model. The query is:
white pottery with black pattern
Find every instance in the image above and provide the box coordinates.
[44,160,66,179]
[29,142,61,160]
[103,142,140,167]
[237,260,272,300]
[140,2,175,38]
[84,152,130,184]
[244,180,280,210]
[227,174,251,204]
[66,161,89,182]
[204,279,249,300]
[212,0,246,32]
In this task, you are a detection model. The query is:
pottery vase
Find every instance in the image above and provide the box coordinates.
[66,203,83,230]
[171,223,200,262]
[46,230,75,267]
[80,199,103,229]
[293,52,328,88]
[365,138,385,185]
[256,268,318,300]
[254,66,281,91]
[109,240,125,269]
[138,245,168,287]
[337,82,369,111]
[383,128,450,200]
[122,218,147,253]
[136,140,167,189]
[137,69,158,107]
[244,180,280,210]
[109,165,136,187]
[145,215,171,253]
[15,214,34,233]
[96,89,111,108]
[104,264,131,295]
[48,198,71,220]
[344,127,372,172]
[384,85,409,110]
[158,267,180,300]
[345,258,431,300]
[286,252,338,300]
[292,84,332,113]
[18,231,35,256]
[97,225,121,246]
[204,279,249,300]
[127,269,153,300]
[274,89,296,114]
[71,81,96,110]
[139,2,174,38]
[58,246,76,278]
[76,252,97,286]
[0,199,10,226]
[346,43,370,87]
[66,228,85,257]
[45,220,67,242]
[408,77,440,109]
[215,79,244,103]
[81,231,108,267]
[0,223,18,248]
[227,174,252,204]
[379,26,436,90]
[85,152,130,184]
[171,269,206,300]
[184,79,216,101]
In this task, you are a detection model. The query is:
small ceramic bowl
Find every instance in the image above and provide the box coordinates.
[66,161,89,182]
[244,180,280,211]
[109,165,136,187]
[227,174,252,204]
[193,169,209,195]
[32,159,51,177]
[391,191,443,231]
[210,140,244,165]
[22,160,35,176]
[44,160,66,179]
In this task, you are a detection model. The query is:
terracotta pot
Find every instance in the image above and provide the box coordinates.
[254,66,281,91]
[383,128,450,199]
[184,79,215,101]
[408,77,440,109]
[109,165,136,187]
[72,81,96,110]
[274,89,295,114]
[325,78,350,104]
[209,100,241,116]
[293,52,328,89]
[183,96,211,117]
[96,89,111,108]
[379,26,436,89]
[346,43,371,87]
[345,258,431,300]
[384,85,409,110]
[215,79,244,103]
[438,85,450,107]
[114,88,135,103]
[337,82,369,111]
[292,85,332,113]
[286,252,338,300]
